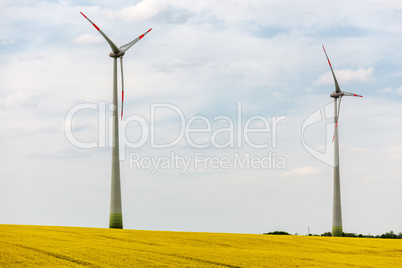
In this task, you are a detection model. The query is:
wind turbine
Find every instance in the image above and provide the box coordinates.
[322,45,363,237]
[80,12,152,229]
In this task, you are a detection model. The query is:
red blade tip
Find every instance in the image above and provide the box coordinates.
[332,121,338,143]
[80,12,87,18]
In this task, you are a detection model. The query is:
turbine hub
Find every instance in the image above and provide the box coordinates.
[109,51,125,58]
[330,91,344,98]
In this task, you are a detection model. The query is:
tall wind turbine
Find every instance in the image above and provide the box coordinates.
[322,45,363,237]
[80,12,152,229]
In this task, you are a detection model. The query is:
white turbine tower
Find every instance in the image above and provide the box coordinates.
[80,12,152,229]
[322,45,363,237]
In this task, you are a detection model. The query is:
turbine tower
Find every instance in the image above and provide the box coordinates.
[80,12,152,229]
[322,45,363,237]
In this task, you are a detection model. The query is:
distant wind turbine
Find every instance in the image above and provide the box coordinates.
[80,12,152,229]
[322,45,363,237]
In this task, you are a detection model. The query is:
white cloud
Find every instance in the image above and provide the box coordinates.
[384,146,402,161]
[272,91,282,97]
[397,86,402,95]
[283,166,322,177]
[120,0,163,21]
[379,87,392,93]
[114,0,191,23]
[150,57,214,73]
[0,39,14,45]
[315,67,374,85]
[74,34,103,45]
[0,92,38,109]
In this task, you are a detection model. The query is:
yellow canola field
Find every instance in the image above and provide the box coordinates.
[0,225,401,267]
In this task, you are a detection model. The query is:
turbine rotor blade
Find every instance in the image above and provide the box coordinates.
[120,57,124,120]
[342,91,363,97]
[332,96,342,143]
[322,45,341,93]
[337,95,342,123]
[119,28,152,52]
[80,12,120,54]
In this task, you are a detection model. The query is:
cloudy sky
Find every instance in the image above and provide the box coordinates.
[1,0,402,235]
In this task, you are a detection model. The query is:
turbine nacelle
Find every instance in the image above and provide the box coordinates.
[330,91,363,99]
[109,51,125,58]
[80,11,151,120]
[80,12,152,229]
[323,45,363,144]
[322,45,364,237]
[330,92,343,98]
